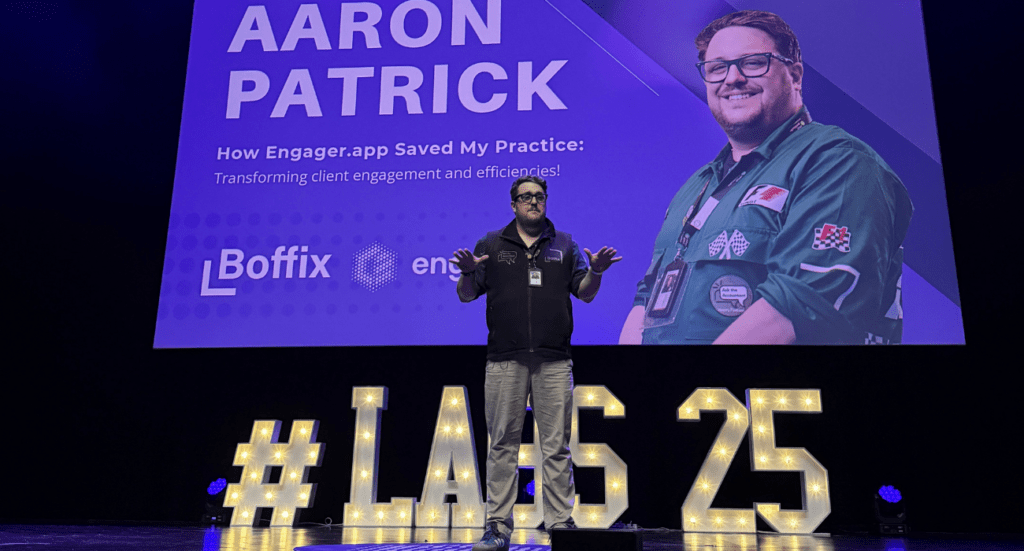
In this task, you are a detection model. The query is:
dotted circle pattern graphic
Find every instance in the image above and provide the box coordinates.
[8,2,58,21]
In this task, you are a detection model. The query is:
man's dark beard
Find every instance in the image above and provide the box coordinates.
[516,209,545,235]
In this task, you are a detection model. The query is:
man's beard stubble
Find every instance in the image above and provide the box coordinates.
[712,108,772,148]
[516,209,545,235]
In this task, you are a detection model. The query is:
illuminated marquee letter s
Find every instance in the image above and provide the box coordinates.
[570,385,627,528]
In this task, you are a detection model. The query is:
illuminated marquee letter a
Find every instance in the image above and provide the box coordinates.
[416,386,485,527]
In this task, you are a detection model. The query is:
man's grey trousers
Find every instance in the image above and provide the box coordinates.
[483,358,575,533]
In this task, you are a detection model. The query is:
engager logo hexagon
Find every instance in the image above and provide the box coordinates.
[351,241,397,292]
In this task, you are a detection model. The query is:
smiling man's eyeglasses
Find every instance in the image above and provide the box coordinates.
[515,193,547,204]
[696,52,795,83]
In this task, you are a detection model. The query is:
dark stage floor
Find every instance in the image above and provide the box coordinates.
[1,525,1022,551]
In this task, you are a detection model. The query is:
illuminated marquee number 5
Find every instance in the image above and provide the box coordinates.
[678,388,830,534]
[748,389,830,533]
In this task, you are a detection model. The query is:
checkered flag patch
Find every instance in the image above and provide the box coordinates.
[865,332,890,345]
[812,224,851,253]
[729,230,749,256]
[708,231,728,257]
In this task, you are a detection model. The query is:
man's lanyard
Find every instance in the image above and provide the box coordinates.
[527,242,539,268]
[674,109,812,253]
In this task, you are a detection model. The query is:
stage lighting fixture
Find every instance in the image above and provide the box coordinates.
[874,485,908,534]
[203,478,230,525]
[208,478,227,495]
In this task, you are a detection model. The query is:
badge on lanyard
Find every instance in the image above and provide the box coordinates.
[646,257,687,317]
[529,268,543,287]
[526,248,543,287]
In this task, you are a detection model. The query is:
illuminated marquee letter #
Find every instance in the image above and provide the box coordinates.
[416,386,486,528]
[748,389,830,534]
[678,388,755,533]
[343,387,416,527]
[223,419,322,526]
[571,385,628,528]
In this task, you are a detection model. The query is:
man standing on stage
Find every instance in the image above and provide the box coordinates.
[620,10,912,345]
[452,175,620,551]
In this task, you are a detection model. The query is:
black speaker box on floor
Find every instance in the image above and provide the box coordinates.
[550,528,643,551]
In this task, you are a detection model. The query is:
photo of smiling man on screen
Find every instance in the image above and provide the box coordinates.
[619,10,913,345]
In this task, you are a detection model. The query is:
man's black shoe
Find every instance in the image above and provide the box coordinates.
[546,517,577,536]
[472,521,510,551]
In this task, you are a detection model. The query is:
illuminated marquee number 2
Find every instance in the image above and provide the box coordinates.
[678,388,830,534]
[678,389,755,532]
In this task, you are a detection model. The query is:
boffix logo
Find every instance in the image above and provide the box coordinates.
[201,246,332,296]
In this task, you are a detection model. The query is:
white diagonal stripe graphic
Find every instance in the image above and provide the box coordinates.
[542,0,659,96]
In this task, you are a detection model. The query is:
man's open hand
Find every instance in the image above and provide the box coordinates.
[450,248,489,274]
[584,246,622,274]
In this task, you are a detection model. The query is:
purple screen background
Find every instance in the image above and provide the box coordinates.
[154,0,963,347]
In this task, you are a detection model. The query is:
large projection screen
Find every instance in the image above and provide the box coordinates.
[154,0,963,347]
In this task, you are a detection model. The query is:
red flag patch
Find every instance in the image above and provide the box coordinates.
[739,184,789,212]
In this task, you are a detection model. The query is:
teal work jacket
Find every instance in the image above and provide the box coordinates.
[634,107,913,344]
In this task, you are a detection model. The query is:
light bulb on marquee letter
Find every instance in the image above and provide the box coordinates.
[223,419,321,526]
[677,388,755,533]
[416,386,485,527]
[747,389,830,534]
[570,385,628,529]
[343,387,416,526]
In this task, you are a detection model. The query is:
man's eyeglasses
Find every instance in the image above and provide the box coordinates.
[515,193,547,204]
[696,53,795,83]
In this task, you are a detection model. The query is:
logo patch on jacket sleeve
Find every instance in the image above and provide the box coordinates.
[812,223,851,253]
[739,184,789,212]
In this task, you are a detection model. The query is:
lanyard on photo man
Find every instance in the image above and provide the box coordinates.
[674,109,812,255]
